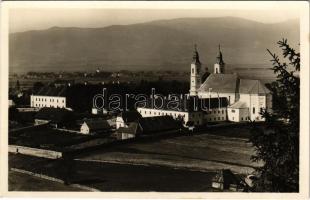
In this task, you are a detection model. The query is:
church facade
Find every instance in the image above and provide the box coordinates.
[190,45,272,122]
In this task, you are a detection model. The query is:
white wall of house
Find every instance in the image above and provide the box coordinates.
[116,116,126,129]
[227,107,249,122]
[30,95,66,108]
[80,122,90,134]
[239,94,266,121]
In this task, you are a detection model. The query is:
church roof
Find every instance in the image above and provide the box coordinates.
[239,79,270,94]
[199,73,270,95]
[198,73,238,93]
[228,101,248,109]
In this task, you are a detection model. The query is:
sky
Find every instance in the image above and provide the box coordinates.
[9,8,300,33]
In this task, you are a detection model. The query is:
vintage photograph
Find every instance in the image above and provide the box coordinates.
[2,1,309,197]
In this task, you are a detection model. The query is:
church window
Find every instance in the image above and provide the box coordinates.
[253,107,255,114]
[192,68,194,73]
[241,117,243,121]
[231,109,235,113]
[222,110,224,114]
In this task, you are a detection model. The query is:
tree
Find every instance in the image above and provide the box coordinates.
[250,39,300,192]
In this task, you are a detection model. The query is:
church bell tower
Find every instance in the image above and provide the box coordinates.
[214,44,225,74]
[189,44,201,96]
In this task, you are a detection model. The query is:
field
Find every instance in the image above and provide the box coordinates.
[9,171,85,191]
[9,124,262,191]
[78,125,262,175]
[9,154,215,192]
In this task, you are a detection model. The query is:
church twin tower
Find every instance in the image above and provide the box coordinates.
[189,45,225,96]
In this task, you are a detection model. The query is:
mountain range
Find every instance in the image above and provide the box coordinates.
[9,17,299,73]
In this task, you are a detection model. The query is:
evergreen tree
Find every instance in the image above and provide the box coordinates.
[250,39,300,192]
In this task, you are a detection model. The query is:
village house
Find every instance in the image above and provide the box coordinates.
[116,115,182,140]
[212,169,246,192]
[115,110,142,129]
[80,118,111,134]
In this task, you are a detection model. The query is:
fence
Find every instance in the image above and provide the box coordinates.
[9,145,62,159]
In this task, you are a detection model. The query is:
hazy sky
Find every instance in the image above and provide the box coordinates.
[9,8,300,33]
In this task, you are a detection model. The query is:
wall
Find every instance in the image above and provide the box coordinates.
[137,107,204,126]
[227,107,239,122]
[205,108,227,122]
[239,94,266,122]
[227,108,249,122]
[9,145,62,159]
[31,95,66,108]
[198,92,236,105]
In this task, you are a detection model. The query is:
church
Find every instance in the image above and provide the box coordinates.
[190,45,273,122]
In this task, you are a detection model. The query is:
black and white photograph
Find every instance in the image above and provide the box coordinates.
[1,1,309,198]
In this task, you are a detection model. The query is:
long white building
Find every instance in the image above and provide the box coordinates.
[30,86,67,108]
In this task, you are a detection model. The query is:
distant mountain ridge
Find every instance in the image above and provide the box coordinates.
[9,17,299,73]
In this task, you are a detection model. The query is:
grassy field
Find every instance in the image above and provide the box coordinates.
[9,171,85,191]
[78,127,262,175]
[9,154,215,192]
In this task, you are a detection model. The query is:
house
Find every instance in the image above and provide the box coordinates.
[212,169,246,191]
[116,122,140,140]
[9,99,15,108]
[34,107,74,128]
[116,116,182,140]
[30,85,67,108]
[116,110,142,129]
[80,118,111,134]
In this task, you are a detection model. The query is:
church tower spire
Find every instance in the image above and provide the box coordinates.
[190,44,202,96]
[214,44,225,74]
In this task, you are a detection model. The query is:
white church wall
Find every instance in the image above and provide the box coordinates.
[198,92,236,105]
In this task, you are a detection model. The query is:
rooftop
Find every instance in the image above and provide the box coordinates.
[199,73,238,94]
[34,85,67,97]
